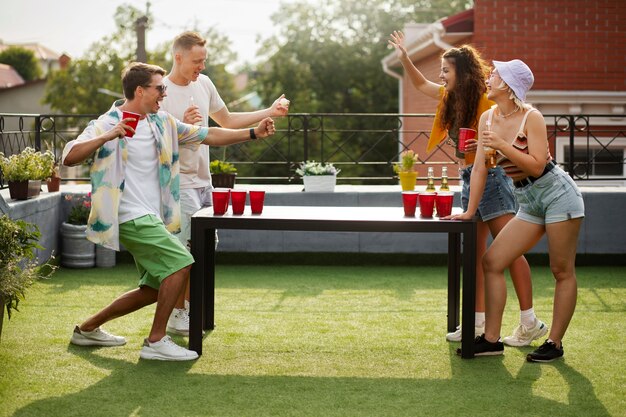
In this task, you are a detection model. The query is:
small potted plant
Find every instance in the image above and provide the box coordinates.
[393,150,419,191]
[46,162,61,192]
[60,193,96,268]
[210,160,237,189]
[296,160,341,192]
[0,147,55,199]
[0,215,56,341]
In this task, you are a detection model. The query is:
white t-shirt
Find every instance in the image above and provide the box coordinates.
[161,74,226,189]
[118,119,162,223]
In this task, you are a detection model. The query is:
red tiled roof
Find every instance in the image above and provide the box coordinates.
[0,63,25,88]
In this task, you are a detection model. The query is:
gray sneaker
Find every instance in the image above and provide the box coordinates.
[503,319,549,347]
[70,325,126,346]
[167,308,189,336]
[139,335,199,361]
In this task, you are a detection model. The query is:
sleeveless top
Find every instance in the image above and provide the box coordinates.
[486,107,552,181]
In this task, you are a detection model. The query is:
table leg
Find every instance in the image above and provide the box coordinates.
[447,232,461,332]
[460,222,477,358]
[204,229,216,331]
[189,224,207,354]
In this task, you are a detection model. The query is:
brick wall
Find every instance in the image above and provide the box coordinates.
[473,0,626,91]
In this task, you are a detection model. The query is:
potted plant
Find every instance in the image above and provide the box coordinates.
[393,150,419,191]
[46,162,61,192]
[210,160,237,189]
[296,160,341,192]
[0,147,55,200]
[0,215,56,341]
[60,193,96,268]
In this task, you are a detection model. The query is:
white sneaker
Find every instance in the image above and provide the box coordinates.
[167,308,189,336]
[503,319,549,347]
[446,325,484,342]
[139,335,199,361]
[70,325,126,346]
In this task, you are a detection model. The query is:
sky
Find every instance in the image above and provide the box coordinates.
[0,0,318,69]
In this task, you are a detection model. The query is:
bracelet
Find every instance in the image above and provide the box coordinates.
[249,128,257,140]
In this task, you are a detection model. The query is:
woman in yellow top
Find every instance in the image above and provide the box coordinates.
[388,31,546,346]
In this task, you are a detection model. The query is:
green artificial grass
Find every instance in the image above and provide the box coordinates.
[0,261,624,417]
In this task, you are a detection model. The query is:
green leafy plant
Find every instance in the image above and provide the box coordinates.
[210,160,237,174]
[0,147,56,181]
[65,193,92,225]
[0,215,55,319]
[393,150,419,174]
[295,160,340,176]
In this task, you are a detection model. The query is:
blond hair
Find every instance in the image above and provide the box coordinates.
[172,31,206,54]
[494,79,533,111]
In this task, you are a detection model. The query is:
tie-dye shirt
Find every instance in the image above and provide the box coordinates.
[61,101,208,250]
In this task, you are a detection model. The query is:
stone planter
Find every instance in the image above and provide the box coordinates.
[60,222,95,268]
[303,175,337,192]
[8,180,41,200]
[96,245,116,268]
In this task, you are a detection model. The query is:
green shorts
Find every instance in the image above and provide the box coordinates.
[119,214,194,290]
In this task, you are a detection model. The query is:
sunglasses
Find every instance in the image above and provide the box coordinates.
[145,84,167,95]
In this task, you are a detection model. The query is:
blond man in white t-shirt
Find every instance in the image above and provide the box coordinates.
[161,31,289,335]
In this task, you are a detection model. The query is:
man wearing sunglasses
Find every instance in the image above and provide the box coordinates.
[160,31,290,336]
[62,62,276,361]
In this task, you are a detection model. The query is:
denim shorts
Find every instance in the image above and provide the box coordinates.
[119,214,194,290]
[461,165,517,222]
[514,166,585,225]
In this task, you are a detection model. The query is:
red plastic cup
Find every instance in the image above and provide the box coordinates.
[435,192,454,217]
[249,190,265,214]
[458,128,477,164]
[212,189,230,215]
[230,190,247,215]
[121,111,141,138]
[401,191,419,216]
[419,192,437,217]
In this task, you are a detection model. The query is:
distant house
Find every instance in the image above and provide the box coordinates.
[382,0,626,185]
[0,63,24,88]
[0,41,69,77]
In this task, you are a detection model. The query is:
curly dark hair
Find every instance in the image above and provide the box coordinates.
[438,45,491,133]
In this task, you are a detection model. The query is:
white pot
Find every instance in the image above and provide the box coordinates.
[303,175,336,192]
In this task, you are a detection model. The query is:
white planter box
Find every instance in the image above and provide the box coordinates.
[303,175,337,192]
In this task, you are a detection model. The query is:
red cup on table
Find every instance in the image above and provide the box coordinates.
[230,190,247,215]
[212,189,230,215]
[121,111,141,138]
[401,191,419,216]
[249,190,265,214]
[435,192,454,217]
[419,192,437,217]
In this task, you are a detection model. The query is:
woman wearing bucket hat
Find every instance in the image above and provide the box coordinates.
[388,32,547,347]
[452,59,585,361]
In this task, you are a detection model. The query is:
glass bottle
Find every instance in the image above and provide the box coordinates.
[439,166,449,192]
[425,166,436,192]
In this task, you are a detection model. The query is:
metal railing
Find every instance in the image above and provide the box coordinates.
[1,112,625,188]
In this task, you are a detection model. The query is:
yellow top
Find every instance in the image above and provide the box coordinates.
[426,86,494,153]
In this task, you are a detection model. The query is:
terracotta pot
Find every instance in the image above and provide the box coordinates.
[8,180,41,200]
[46,176,61,192]
[211,173,236,189]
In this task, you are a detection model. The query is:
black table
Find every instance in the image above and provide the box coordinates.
[190,206,477,358]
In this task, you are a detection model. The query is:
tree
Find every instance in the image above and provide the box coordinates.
[239,0,470,181]
[0,46,42,81]
[43,6,239,116]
